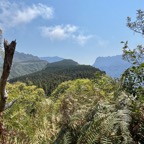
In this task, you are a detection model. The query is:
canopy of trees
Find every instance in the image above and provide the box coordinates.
[10,63,104,95]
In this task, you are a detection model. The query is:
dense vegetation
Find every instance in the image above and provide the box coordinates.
[0,10,144,144]
[10,59,104,95]
[1,74,144,143]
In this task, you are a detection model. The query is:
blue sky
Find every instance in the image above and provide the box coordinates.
[0,0,144,64]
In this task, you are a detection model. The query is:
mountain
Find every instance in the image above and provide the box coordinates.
[0,51,48,79]
[9,60,48,79]
[93,55,131,78]
[10,59,105,95]
[13,51,40,62]
[45,59,79,68]
[40,56,64,63]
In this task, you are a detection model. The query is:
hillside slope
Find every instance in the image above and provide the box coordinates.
[0,51,48,79]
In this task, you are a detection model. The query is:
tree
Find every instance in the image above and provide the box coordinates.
[0,33,17,112]
[121,10,144,143]
[121,10,144,97]
[127,9,144,35]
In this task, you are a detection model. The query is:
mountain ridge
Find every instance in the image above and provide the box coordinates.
[93,55,131,78]
[40,56,64,63]
[0,51,48,79]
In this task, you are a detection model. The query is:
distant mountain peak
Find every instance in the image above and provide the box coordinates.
[54,59,79,65]
[93,55,131,78]
[45,59,79,69]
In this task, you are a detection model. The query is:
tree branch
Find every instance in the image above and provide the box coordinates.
[0,39,16,112]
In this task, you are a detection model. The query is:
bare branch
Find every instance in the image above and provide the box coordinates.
[0,40,16,112]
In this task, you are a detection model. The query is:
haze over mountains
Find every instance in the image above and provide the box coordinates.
[40,54,132,78]
[0,51,132,79]
[93,55,131,78]
[40,56,64,63]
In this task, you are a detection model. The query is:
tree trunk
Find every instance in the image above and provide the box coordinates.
[0,39,16,112]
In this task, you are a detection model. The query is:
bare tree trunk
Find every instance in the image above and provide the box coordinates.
[0,39,16,112]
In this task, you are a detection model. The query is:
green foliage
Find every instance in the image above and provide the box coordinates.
[2,75,144,143]
[2,82,46,143]
[122,41,144,65]
[94,72,119,98]
[51,75,143,144]
[77,101,132,144]
[121,11,144,97]
[120,9,144,143]
[50,78,133,143]
[2,9,144,144]
[10,61,104,95]
[121,64,144,96]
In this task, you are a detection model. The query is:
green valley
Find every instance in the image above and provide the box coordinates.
[10,59,104,95]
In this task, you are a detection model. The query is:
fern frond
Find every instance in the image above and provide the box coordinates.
[77,100,133,144]
[61,131,72,144]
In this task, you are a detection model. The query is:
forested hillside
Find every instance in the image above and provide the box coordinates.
[10,59,104,95]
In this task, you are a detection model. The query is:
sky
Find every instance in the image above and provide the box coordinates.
[0,0,144,65]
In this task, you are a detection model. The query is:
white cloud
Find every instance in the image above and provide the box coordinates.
[73,35,93,46]
[40,25,92,45]
[40,25,78,40]
[0,0,54,28]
